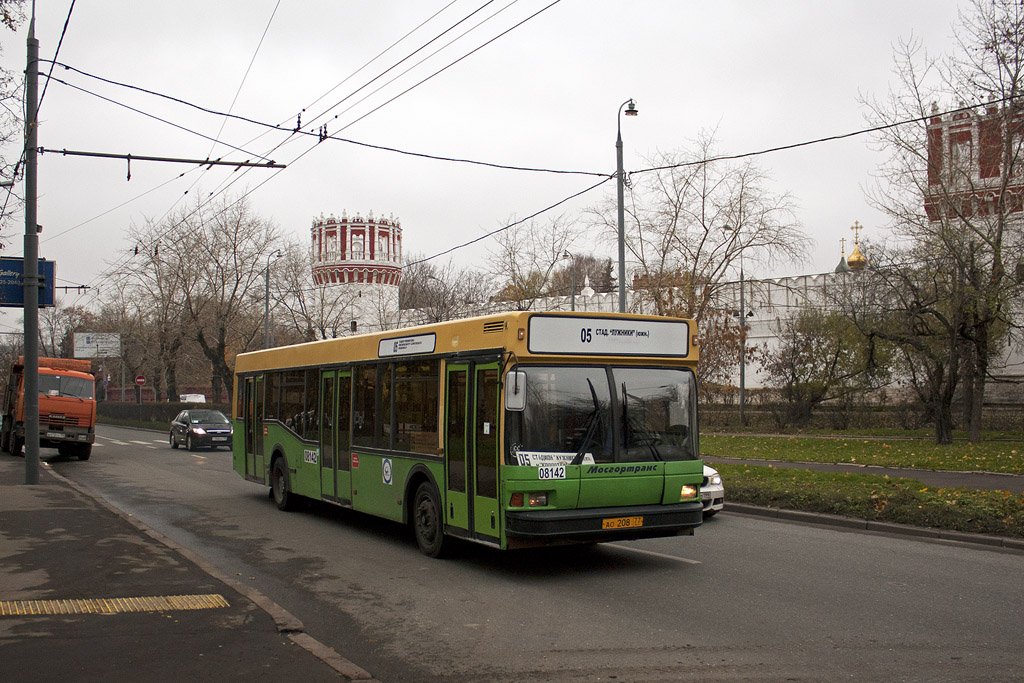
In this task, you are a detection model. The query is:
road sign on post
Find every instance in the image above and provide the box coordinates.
[135,375,146,385]
[0,257,55,307]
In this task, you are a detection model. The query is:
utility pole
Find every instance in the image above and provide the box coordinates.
[23,17,39,484]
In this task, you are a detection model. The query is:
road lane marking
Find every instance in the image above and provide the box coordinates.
[129,440,151,445]
[606,544,701,565]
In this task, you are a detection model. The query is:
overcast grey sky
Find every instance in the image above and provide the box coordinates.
[0,0,965,329]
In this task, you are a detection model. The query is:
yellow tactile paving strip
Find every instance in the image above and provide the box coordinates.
[0,594,229,616]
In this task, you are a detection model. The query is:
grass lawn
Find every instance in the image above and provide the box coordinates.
[701,434,1024,474]
[718,463,1024,538]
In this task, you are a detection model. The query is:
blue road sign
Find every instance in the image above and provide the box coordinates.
[0,257,56,307]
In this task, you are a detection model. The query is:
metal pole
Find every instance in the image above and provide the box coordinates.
[739,255,746,426]
[616,125,626,313]
[23,19,39,484]
[570,264,576,311]
[263,249,280,348]
[264,261,270,348]
[615,99,637,314]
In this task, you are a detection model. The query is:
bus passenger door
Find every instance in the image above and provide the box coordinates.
[472,363,500,539]
[321,370,353,505]
[444,364,470,532]
[320,371,336,499]
[244,377,265,483]
[253,376,265,481]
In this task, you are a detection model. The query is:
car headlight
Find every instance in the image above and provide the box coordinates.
[709,473,722,486]
[192,427,206,435]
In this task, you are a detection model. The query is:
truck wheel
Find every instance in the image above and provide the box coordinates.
[76,444,92,461]
[270,457,298,511]
[57,442,73,458]
[412,482,447,558]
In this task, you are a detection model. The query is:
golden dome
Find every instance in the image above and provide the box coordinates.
[847,221,867,270]
[847,242,867,270]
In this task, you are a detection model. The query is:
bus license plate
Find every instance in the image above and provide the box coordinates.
[538,465,565,480]
[602,516,643,530]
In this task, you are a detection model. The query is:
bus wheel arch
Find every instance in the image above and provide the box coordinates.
[406,467,446,558]
[270,451,299,511]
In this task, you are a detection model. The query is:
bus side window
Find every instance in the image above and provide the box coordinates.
[305,369,320,442]
[352,365,377,448]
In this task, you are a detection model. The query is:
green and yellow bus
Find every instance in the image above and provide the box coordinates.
[232,311,704,556]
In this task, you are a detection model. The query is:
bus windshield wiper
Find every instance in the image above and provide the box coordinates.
[570,378,601,466]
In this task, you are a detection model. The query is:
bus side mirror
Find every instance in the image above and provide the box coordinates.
[505,370,526,412]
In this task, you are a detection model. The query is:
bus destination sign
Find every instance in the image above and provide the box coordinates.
[378,332,437,358]
[527,315,690,357]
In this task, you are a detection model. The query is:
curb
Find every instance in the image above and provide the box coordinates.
[42,462,380,682]
[725,502,1024,552]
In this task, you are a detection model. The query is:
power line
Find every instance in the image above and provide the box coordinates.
[36,0,75,114]
[45,74,275,162]
[67,1,575,300]
[339,0,563,134]
[405,174,613,268]
[44,60,601,177]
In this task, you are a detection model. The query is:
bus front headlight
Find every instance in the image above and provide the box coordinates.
[680,485,698,500]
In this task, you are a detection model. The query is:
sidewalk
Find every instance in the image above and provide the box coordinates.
[0,456,379,683]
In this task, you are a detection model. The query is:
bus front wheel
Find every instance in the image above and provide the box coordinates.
[271,457,298,511]
[412,482,446,558]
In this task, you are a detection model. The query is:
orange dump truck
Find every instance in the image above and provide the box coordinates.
[1,357,96,460]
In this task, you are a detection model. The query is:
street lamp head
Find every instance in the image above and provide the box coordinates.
[624,99,638,116]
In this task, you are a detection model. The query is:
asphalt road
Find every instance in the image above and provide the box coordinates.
[48,424,1024,683]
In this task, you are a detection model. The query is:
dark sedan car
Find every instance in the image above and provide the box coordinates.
[169,409,233,451]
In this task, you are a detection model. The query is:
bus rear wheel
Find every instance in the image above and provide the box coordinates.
[271,457,298,511]
[412,482,446,558]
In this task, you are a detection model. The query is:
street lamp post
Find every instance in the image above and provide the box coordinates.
[616,98,638,313]
[724,225,750,426]
[737,250,747,426]
[562,250,576,311]
[264,249,282,348]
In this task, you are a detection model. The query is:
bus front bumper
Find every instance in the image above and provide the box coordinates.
[505,501,703,548]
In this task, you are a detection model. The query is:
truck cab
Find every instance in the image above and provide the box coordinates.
[1,357,97,460]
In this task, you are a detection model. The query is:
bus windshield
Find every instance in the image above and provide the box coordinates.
[38,374,94,400]
[506,366,698,465]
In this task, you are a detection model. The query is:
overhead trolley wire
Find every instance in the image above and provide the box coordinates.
[63,0,577,300]
[339,0,563,134]
[44,60,600,177]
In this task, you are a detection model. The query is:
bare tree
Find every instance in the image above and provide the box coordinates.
[549,254,614,298]
[838,246,967,443]
[488,216,579,310]
[589,130,809,320]
[273,238,363,341]
[153,194,280,402]
[37,299,92,358]
[0,0,25,243]
[110,224,192,400]
[862,0,1024,442]
[399,257,492,323]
